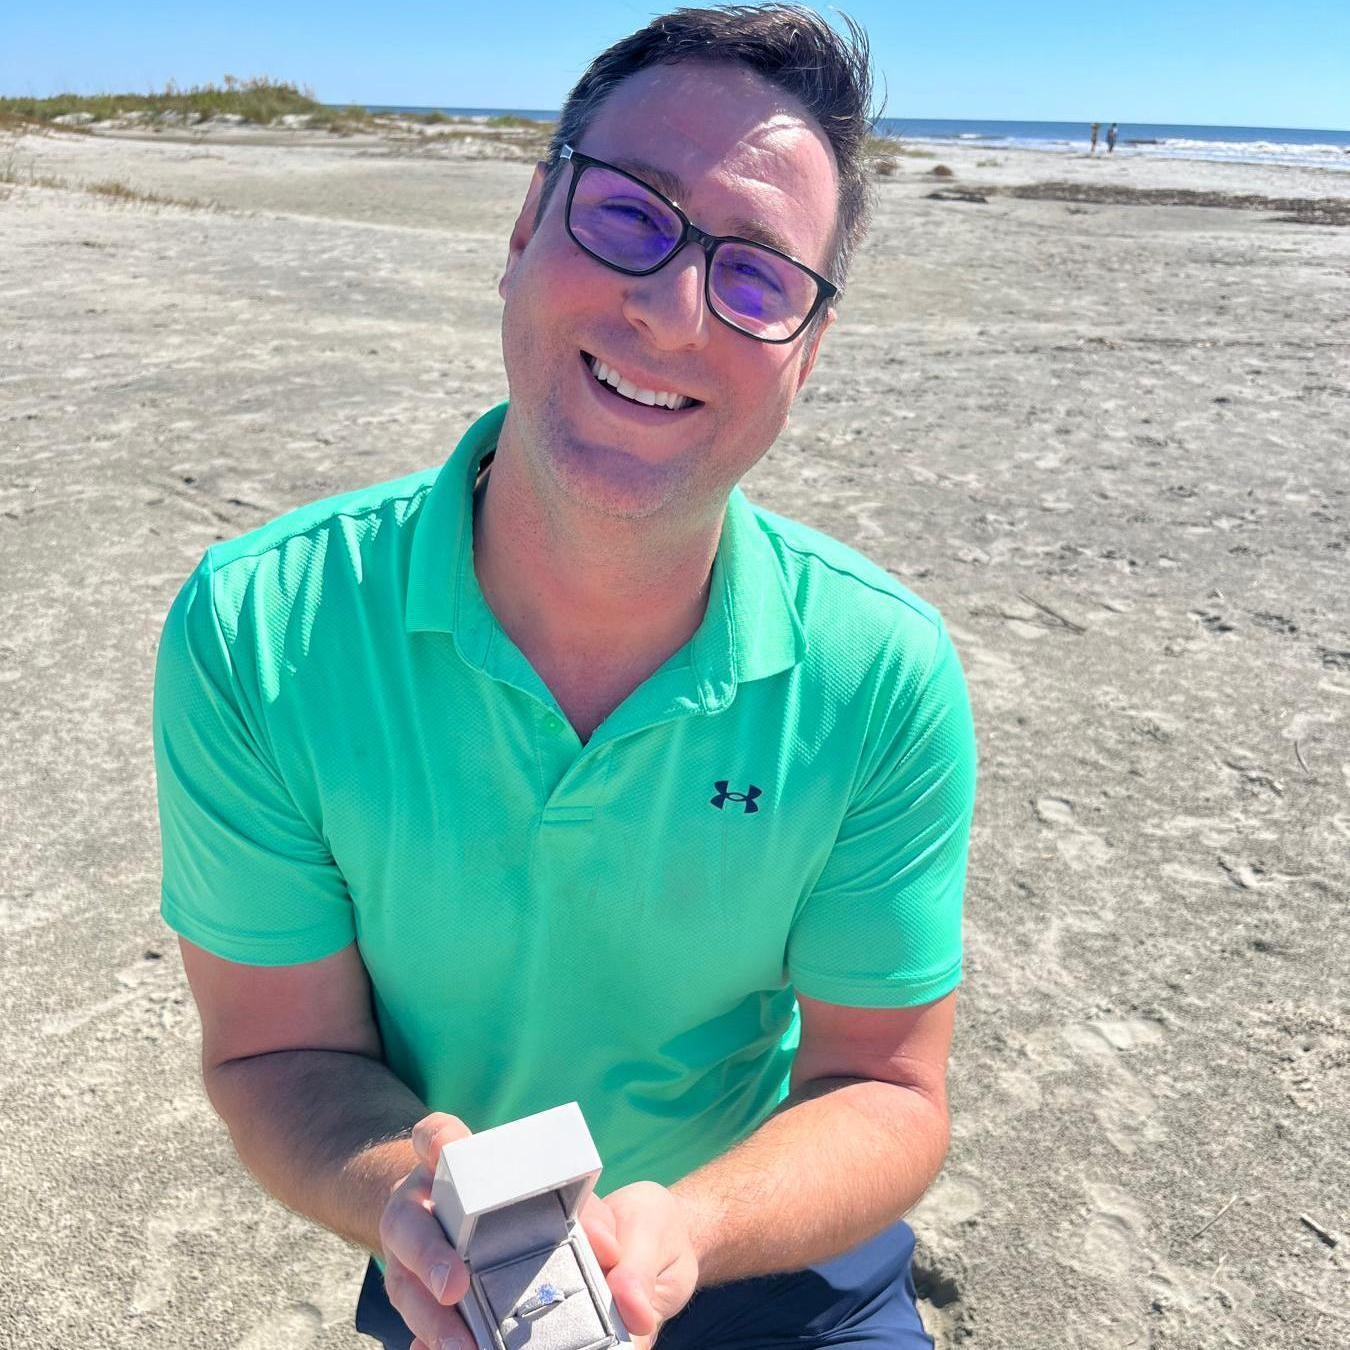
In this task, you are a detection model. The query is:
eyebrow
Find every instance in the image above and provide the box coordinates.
[612,155,806,261]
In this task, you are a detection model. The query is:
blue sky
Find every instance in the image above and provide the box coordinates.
[4,1,1348,130]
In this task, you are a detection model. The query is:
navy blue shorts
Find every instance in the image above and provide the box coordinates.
[355,1219,933,1348]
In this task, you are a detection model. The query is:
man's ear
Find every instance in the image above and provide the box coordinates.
[500,161,550,299]
[794,306,836,392]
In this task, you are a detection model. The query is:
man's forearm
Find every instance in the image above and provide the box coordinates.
[205,1049,429,1256]
[669,1077,949,1287]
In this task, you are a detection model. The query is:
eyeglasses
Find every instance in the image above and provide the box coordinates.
[558,144,839,344]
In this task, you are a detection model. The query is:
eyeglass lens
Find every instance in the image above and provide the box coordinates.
[568,164,819,340]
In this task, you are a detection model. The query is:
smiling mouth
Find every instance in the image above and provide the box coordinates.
[582,351,702,412]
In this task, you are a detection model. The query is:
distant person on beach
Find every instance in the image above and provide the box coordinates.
[1090,120,1100,154]
[153,6,976,1350]
[1107,122,1118,153]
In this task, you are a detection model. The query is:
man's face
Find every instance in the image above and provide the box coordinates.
[498,60,839,527]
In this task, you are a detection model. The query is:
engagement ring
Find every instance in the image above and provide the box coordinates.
[513,1282,564,1319]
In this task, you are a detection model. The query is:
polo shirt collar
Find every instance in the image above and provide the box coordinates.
[405,403,503,639]
[691,485,805,705]
[405,403,806,709]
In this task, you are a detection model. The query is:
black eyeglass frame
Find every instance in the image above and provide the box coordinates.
[558,144,840,345]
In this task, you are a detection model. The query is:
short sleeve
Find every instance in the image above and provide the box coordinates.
[787,624,976,1007]
[153,555,355,965]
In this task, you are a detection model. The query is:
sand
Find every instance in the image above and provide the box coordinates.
[2,123,1348,1348]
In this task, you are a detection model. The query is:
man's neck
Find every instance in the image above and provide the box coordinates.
[471,437,723,737]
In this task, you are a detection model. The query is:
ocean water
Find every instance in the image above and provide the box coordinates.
[874,118,1350,172]
[366,105,1350,173]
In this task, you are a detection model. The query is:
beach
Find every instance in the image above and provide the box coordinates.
[2,121,1348,1347]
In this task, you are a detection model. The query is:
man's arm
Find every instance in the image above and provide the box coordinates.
[205,1047,428,1256]
[180,936,426,1256]
[660,989,955,1288]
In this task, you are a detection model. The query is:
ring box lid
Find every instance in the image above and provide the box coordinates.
[432,1102,602,1261]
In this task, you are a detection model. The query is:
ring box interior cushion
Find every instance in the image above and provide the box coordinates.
[432,1103,631,1349]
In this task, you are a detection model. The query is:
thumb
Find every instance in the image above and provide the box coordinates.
[410,1112,471,1171]
[606,1223,667,1335]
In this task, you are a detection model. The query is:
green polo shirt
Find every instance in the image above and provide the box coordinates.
[154,403,975,1199]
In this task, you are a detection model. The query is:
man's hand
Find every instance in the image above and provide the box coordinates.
[591,1181,700,1347]
[379,1111,477,1350]
[383,1113,697,1350]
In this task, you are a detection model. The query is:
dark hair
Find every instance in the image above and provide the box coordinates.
[539,4,876,293]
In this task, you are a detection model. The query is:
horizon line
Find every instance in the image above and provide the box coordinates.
[350,104,1350,135]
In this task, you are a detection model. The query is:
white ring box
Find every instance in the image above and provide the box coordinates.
[431,1102,633,1350]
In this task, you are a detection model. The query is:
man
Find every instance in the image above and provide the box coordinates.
[1090,121,1100,155]
[1107,122,1118,153]
[153,6,976,1349]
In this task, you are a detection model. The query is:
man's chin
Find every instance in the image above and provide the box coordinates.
[543,431,692,523]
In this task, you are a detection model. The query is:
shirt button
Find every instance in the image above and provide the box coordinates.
[545,713,563,732]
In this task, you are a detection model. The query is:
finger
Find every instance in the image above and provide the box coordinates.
[608,1222,695,1334]
[379,1177,471,1307]
[411,1112,471,1170]
[607,1261,659,1336]
[579,1194,622,1270]
[386,1256,476,1349]
[649,1244,699,1321]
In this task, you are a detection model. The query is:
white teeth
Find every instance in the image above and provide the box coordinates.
[587,353,692,411]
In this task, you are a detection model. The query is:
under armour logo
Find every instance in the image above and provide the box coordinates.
[711,781,762,813]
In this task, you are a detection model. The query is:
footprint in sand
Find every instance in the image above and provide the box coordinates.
[1034,795,1112,869]
[842,497,888,541]
[911,1173,983,1231]
[41,949,171,1038]
[1075,1182,1148,1281]
[1064,1019,1165,1055]
[992,1065,1043,1115]
[1052,1183,1156,1346]
[1094,1071,1167,1157]
[1035,795,1076,827]
[1064,1019,1169,1157]
[131,1187,225,1315]
[1062,1184,1237,1346]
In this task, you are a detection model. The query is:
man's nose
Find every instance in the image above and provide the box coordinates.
[619,243,711,351]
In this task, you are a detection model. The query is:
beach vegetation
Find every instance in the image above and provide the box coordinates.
[306,103,379,134]
[487,114,550,128]
[417,123,555,159]
[1010,180,1350,226]
[866,134,934,160]
[0,79,378,134]
[86,178,209,208]
[0,151,208,208]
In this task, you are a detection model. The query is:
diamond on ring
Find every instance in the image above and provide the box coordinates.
[514,1282,563,1318]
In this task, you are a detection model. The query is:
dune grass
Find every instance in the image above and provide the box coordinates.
[0,77,323,125]
[0,83,564,137]
[485,114,550,129]
[867,133,938,177]
[0,77,401,135]
[0,148,208,208]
